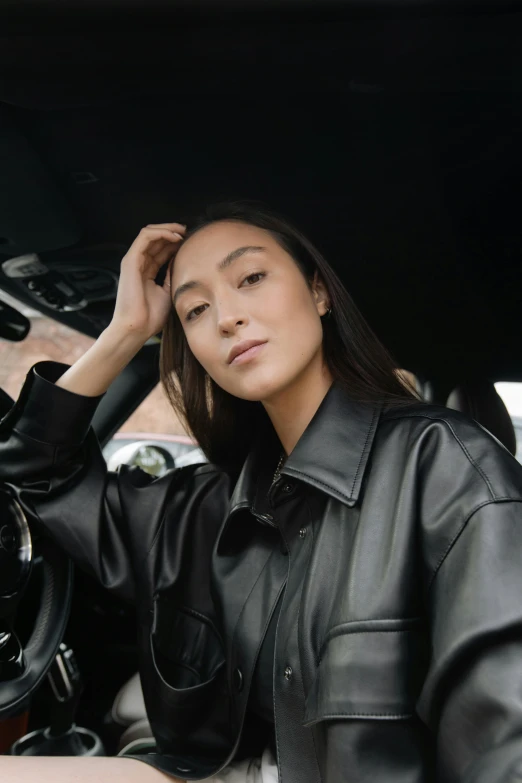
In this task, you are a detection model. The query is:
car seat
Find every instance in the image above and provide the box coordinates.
[446,379,517,455]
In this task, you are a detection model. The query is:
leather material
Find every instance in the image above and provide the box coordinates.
[303,618,427,725]
[0,502,74,718]
[0,387,14,418]
[2,360,522,781]
[446,379,517,456]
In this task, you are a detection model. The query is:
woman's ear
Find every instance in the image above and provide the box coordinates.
[311,270,330,317]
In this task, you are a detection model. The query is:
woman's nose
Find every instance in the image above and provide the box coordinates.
[217,309,247,335]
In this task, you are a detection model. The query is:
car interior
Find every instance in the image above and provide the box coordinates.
[1,0,522,759]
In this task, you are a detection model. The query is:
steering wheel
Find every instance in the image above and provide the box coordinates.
[0,387,73,719]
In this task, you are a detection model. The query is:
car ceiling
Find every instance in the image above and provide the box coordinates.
[1,3,522,385]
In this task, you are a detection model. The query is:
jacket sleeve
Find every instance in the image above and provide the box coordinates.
[417,498,522,782]
[0,360,159,604]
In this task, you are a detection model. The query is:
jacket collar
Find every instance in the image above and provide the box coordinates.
[229,380,381,514]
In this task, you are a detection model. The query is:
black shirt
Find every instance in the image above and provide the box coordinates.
[236,433,327,761]
[248,589,284,724]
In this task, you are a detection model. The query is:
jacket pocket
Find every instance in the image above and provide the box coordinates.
[303,618,428,727]
[147,598,226,736]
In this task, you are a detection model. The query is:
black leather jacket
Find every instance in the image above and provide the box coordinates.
[2,360,522,783]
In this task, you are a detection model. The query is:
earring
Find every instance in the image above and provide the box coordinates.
[322,307,332,319]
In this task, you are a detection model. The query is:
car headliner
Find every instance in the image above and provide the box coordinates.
[0,3,521,385]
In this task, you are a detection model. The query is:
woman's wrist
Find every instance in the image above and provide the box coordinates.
[54,326,149,397]
[98,323,151,359]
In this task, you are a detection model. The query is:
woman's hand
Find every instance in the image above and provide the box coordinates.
[54,224,186,397]
[110,223,186,340]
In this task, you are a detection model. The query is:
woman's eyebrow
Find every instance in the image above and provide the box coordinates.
[172,245,266,306]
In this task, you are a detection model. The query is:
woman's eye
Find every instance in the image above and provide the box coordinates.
[242,272,265,286]
[186,304,207,321]
[184,274,265,320]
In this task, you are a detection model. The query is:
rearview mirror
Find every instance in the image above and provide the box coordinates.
[0,300,30,342]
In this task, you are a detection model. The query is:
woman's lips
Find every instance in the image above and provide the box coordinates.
[230,341,267,365]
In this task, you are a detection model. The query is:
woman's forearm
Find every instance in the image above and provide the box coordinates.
[0,755,184,782]
[53,222,186,398]
[54,326,148,397]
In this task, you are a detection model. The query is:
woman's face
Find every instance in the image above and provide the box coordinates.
[170,220,330,402]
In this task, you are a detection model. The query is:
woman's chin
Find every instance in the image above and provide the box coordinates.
[224,369,288,403]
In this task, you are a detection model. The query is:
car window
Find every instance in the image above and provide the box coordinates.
[118,382,190,438]
[494,382,522,463]
[107,382,205,477]
[0,291,96,401]
[0,290,195,449]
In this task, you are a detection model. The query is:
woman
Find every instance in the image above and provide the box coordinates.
[2,200,522,783]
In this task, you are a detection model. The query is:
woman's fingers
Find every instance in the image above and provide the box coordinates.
[125,226,183,254]
[148,233,184,259]
[145,222,187,231]
[162,260,174,293]
[122,228,185,272]
[140,227,185,250]
[153,241,181,271]
[143,224,187,254]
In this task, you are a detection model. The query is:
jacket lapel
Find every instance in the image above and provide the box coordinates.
[229,380,382,513]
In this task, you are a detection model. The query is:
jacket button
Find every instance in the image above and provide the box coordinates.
[299,527,307,538]
[284,666,293,681]
[233,667,244,692]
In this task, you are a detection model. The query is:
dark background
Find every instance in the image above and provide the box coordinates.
[1,3,521,382]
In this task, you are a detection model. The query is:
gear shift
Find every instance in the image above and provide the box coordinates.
[10,643,105,756]
[47,642,84,738]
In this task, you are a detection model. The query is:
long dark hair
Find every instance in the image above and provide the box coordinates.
[160,200,419,473]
